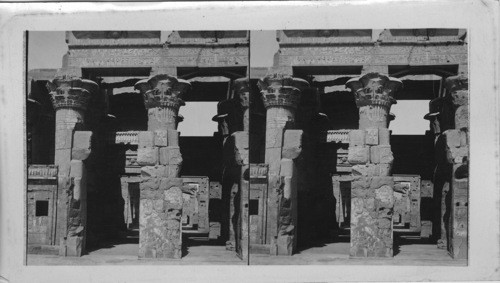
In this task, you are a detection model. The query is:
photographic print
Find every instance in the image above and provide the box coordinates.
[26,28,469,266]
[1,1,498,282]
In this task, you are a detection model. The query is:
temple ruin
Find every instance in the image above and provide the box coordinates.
[27,29,468,263]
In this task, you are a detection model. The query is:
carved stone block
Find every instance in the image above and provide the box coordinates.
[365,128,379,145]
[279,158,294,177]
[56,129,74,150]
[447,146,468,164]
[370,145,393,164]
[71,131,93,160]
[266,147,283,173]
[138,131,155,148]
[72,131,92,149]
[233,131,249,150]
[378,128,391,145]
[137,147,159,166]
[455,105,469,129]
[352,164,378,176]
[282,130,303,159]
[167,129,179,147]
[141,165,166,179]
[166,165,181,178]
[378,163,392,176]
[159,146,183,166]
[348,146,370,164]
[265,127,284,148]
[154,130,169,147]
[445,129,461,148]
[350,176,394,258]
[349,130,366,146]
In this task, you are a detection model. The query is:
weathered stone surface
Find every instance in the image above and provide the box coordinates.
[72,131,92,148]
[370,145,393,164]
[446,146,468,164]
[233,131,249,150]
[282,130,303,159]
[139,184,183,259]
[350,176,394,258]
[138,131,155,148]
[265,127,284,148]
[140,177,160,192]
[154,130,169,147]
[444,129,461,148]
[352,164,378,176]
[282,176,293,199]
[71,131,93,160]
[348,146,370,164]
[165,165,180,178]
[141,165,166,178]
[279,158,294,177]
[56,129,74,150]
[167,129,179,146]
[61,236,83,257]
[378,163,392,176]
[460,130,468,147]
[349,130,366,146]
[276,234,293,256]
[455,105,468,129]
[365,128,378,145]
[159,177,183,190]
[265,147,282,173]
[69,160,84,178]
[137,147,159,166]
[159,146,183,166]
[378,128,391,145]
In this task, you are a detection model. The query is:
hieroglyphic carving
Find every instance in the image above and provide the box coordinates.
[277,45,467,66]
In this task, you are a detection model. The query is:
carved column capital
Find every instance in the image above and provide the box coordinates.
[346,73,402,110]
[257,74,309,110]
[46,76,99,111]
[135,74,191,112]
[346,73,402,129]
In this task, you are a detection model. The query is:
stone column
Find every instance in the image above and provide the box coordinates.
[134,75,190,259]
[258,74,309,255]
[345,73,402,257]
[217,78,250,253]
[47,76,98,256]
[443,75,469,259]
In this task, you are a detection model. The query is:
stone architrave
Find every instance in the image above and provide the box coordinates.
[134,75,190,259]
[46,76,98,256]
[258,74,309,255]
